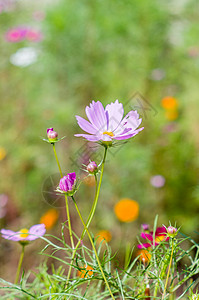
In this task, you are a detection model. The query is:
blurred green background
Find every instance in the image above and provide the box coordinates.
[0,0,199,280]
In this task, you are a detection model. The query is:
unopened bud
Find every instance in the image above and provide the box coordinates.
[142,224,149,231]
[87,161,98,174]
[47,128,58,142]
[167,226,177,238]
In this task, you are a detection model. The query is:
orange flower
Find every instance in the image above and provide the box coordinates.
[95,230,112,244]
[77,264,93,278]
[0,147,6,161]
[40,209,59,229]
[165,110,178,121]
[114,198,139,223]
[161,96,178,110]
[137,249,151,264]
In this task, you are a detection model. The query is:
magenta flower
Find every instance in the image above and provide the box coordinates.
[75,100,144,143]
[1,224,46,243]
[5,27,27,42]
[58,172,76,196]
[5,27,42,43]
[137,226,169,249]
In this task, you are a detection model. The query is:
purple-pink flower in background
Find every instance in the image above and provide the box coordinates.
[5,27,27,42]
[1,224,46,243]
[5,27,42,43]
[150,175,165,188]
[58,172,76,195]
[75,100,144,143]
[137,226,169,249]
[26,29,42,42]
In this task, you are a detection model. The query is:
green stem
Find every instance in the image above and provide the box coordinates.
[65,147,107,287]
[162,239,174,300]
[72,196,115,300]
[52,143,74,249]
[64,194,74,249]
[14,245,25,284]
[52,143,63,177]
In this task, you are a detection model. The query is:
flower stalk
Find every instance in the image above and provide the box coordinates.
[162,238,174,299]
[14,245,25,284]
[52,143,74,249]
[66,147,107,287]
[71,195,115,300]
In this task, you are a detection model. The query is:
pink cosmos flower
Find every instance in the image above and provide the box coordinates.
[5,27,42,43]
[26,29,43,42]
[75,100,144,142]
[1,224,46,242]
[5,27,27,42]
[137,226,169,249]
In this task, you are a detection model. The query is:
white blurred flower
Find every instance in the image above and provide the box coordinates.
[10,47,38,67]
[150,69,165,81]
[150,175,165,188]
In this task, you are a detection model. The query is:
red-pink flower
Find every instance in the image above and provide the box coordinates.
[5,27,42,43]
[137,226,169,249]
[26,29,42,42]
[5,27,27,42]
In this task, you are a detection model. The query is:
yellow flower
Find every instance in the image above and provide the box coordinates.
[95,230,112,244]
[165,110,178,121]
[0,147,6,160]
[40,209,59,230]
[161,96,178,110]
[114,198,139,223]
[77,264,93,278]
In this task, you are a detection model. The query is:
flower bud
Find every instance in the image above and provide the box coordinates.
[167,226,177,238]
[142,223,149,231]
[87,161,98,174]
[58,172,76,196]
[47,128,58,142]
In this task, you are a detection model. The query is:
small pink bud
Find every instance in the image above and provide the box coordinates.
[142,224,149,231]
[47,128,58,142]
[86,161,98,174]
[167,226,177,238]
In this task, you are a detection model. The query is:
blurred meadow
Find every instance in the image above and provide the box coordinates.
[0,0,199,285]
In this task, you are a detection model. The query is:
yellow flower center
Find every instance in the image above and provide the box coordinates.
[155,235,166,244]
[103,131,114,137]
[19,228,29,239]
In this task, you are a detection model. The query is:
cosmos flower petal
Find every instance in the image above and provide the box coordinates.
[114,110,142,136]
[28,224,46,241]
[114,127,144,140]
[141,232,153,241]
[1,229,21,241]
[66,172,76,191]
[85,101,107,131]
[105,99,124,132]
[74,133,101,141]
[75,116,97,134]
[137,243,151,249]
